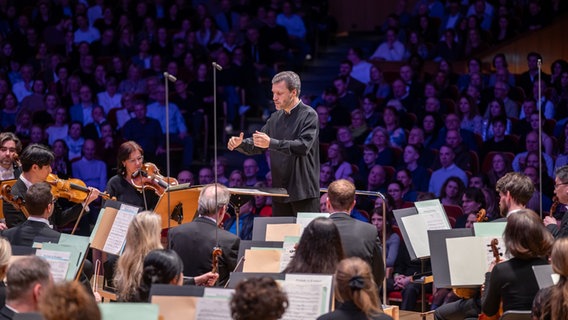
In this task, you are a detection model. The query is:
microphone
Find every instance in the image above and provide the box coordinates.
[212,62,223,71]
[163,72,177,82]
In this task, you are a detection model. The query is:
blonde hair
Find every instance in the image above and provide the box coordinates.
[114,211,163,301]
[334,257,382,317]
[0,238,11,279]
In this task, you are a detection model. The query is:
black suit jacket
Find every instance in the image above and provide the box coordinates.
[1,220,61,247]
[169,217,240,286]
[547,206,568,238]
[0,305,14,320]
[3,178,82,228]
[329,212,385,286]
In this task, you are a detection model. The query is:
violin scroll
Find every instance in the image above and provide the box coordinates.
[130,162,178,196]
[211,247,223,274]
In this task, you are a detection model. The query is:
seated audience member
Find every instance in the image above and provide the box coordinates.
[439,177,466,206]
[370,28,405,61]
[320,163,335,189]
[115,211,217,301]
[481,209,552,317]
[368,127,394,166]
[387,181,412,209]
[395,169,419,202]
[230,277,288,320]
[283,217,344,274]
[38,281,100,320]
[1,182,62,246]
[428,145,468,196]
[51,139,72,179]
[1,256,52,318]
[479,117,518,164]
[401,143,430,192]
[318,257,393,320]
[169,184,239,286]
[485,152,514,189]
[532,237,568,319]
[71,139,107,192]
[224,198,255,240]
[253,181,272,217]
[323,141,353,180]
[512,131,554,178]
[371,207,400,269]
[176,170,195,185]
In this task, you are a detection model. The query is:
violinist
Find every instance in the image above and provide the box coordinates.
[3,144,100,228]
[544,165,568,238]
[481,209,552,316]
[105,141,159,210]
[0,132,22,180]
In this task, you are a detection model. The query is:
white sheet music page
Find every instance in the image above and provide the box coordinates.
[281,274,333,320]
[36,249,71,282]
[102,204,138,255]
[415,199,451,230]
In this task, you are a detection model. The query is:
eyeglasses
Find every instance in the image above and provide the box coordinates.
[555,182,568,189]
[127,156,144,164]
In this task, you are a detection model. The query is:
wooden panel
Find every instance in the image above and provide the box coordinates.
[477,17,568,74]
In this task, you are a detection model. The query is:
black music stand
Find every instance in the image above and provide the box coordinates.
[227,187,288,236]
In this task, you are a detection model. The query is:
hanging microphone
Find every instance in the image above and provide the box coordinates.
[163,72,177,82]
[212,62,223,71]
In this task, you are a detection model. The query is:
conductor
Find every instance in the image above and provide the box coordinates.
[227,71,319,216]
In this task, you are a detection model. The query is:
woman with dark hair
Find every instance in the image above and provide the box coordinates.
[104,141,159,210]
[485,152,514,189]
[439,177,465,206]
[230,277,288,320]
[481,99,512,142]
[136,249,186,302]
[396,168,418,202]
[323,141,352,180]
[482,209,553,317]
[370,206,399,269]
[283,217,344,274]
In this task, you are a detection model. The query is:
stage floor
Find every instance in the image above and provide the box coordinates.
[400,310,435,320]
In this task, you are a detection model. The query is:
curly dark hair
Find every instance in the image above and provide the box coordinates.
[230,277,288,320]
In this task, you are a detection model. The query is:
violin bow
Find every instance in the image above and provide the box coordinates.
[71,188,92,235]
[211,61,222,277]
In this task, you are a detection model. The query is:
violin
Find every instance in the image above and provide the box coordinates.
[45,173,113,203]
[130,162,178,196]
[480,239,503,320]
[0,184,29,218]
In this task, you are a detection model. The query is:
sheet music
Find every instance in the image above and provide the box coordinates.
[296,212,328,234]
[282,274,332,319]
[446,237,486,286]
[102,204,138,255]
[195,288,233,320]
[279,236,299,272]
[414,199,451,230]
[36,249,71,282]
[401,214,430,258]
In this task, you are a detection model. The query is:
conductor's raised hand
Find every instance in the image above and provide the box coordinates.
[227,132,244,151]
[252,131,270,148]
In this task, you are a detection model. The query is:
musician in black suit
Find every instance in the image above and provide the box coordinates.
[0,132,22,181]
[2,182,61,246]
[2,144,100,228]
[0,256,52,319]
[169,183,240,286]
[325,179,385,288]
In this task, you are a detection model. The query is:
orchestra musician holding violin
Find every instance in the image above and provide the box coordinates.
[3,144,101,228]
[0,132,22,180]
[105,141,161,211]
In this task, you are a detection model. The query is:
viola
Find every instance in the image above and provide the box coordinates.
[45,173,113,203]
[130,162,178,196]
[479,239,503,320]
[0,184,29,218]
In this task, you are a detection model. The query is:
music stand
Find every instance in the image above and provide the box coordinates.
[227,187,288,236]
[154,184,203,229]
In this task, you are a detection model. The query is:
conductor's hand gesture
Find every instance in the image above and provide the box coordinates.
[227,132,244,151]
